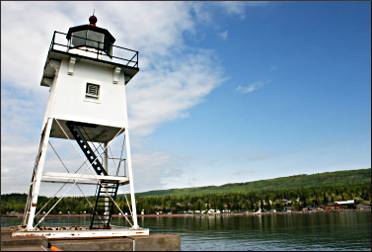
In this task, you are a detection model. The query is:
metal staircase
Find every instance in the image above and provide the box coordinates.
[66,121,107,176]
[90,181,119,229]
[66,121,119,229]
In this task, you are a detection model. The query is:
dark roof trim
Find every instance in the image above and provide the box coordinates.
[66,25,116,43]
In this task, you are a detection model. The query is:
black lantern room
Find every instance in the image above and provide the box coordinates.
[66,15,115,56]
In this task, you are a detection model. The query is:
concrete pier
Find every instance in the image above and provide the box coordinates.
[1,227,180,251]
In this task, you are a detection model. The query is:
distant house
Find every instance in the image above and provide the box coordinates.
[356,204,370,211]
[335,200,356,209]
[322,200,356,211]
[284,206,294,212]
[207,209,215,214]
[335,200,355,205]
[254,208,262,214]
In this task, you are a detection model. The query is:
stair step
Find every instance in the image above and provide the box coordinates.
[97,198,113,201]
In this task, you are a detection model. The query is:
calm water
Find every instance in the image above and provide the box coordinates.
[2,211,370,251]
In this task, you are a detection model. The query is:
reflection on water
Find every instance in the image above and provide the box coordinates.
[2,212,370,251]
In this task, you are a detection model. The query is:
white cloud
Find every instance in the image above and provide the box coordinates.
[1,139,41,193]
[1,2,74,93]
[217,1,270,19]
[131,151,188,192]
[236,80,270,94]
[1,2,225,193]
[128,49,224,136]
[218,30,228,40]
[219,2,247,19]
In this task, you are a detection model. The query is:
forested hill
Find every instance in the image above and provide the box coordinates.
[137,168,371,197]
[1,168,370,214]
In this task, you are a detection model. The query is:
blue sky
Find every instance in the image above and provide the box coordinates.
[1,2,370,194]
[141,2,371,188]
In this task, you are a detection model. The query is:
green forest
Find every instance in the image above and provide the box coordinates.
[1,168,370,215]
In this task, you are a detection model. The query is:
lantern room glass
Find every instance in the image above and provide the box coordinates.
[70,30,111,56]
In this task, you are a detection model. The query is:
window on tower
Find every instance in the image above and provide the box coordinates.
[70,29,112,56]
[86,30,105,49]
[71,30,87,48]
[86,83,100,99]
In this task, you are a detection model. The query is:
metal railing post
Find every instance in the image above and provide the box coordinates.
[49,31,139,67]
[136,51,139,68]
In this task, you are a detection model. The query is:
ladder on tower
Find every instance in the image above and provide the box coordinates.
[90,181,119,229]
[66,121,119,229]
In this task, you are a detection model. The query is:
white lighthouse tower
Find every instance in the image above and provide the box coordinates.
[14,15,149,238]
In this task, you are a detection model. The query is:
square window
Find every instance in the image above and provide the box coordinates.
[86,83,100,99]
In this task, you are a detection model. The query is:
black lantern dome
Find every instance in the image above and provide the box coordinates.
[66,15,115,56]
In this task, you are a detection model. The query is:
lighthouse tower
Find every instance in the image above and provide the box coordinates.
[15,16,148,237]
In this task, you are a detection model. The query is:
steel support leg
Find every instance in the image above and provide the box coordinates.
[124,129,139,229]
[25,117,53,230]
[103,143,109,217]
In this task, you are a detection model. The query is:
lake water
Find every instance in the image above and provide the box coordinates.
[2,211,370,251]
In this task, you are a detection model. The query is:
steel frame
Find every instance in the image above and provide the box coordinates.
[22,117,141,233]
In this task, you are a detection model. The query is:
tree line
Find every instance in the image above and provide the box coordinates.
[1,183,370,215]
